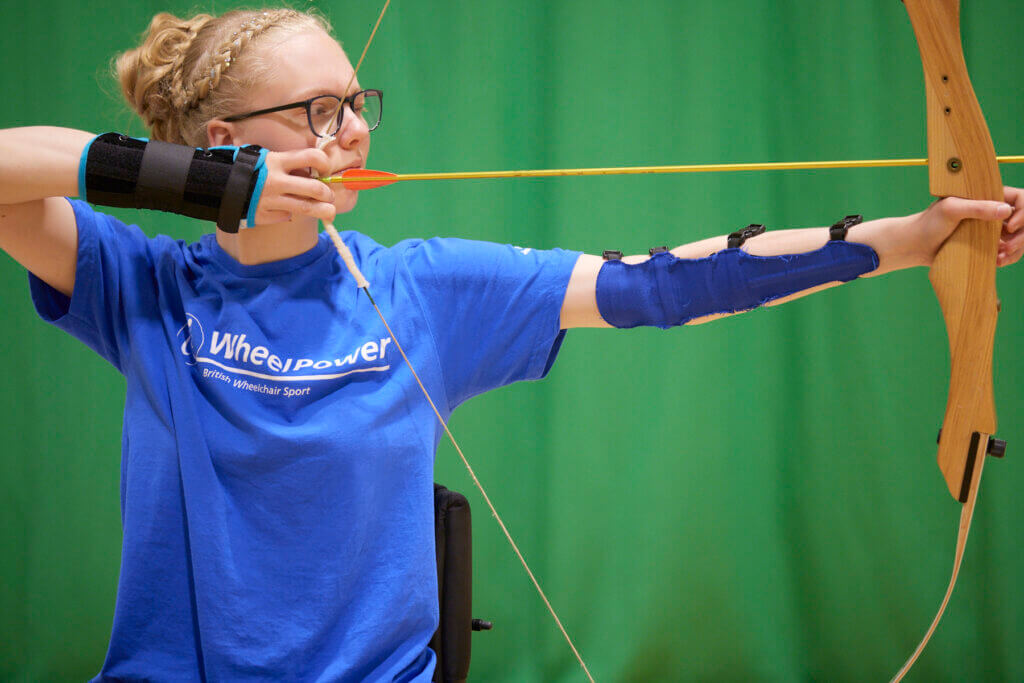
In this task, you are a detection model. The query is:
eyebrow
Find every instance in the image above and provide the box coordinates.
[292,86,362,101]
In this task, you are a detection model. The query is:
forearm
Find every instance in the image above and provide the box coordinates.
[675,218,915,323]
[0,127,94,205]
[665,216,916,276]
[562,218,903,329]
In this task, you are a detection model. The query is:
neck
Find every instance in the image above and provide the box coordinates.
[216,218,320,265]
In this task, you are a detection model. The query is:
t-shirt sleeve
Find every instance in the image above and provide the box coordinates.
[28,199,159,374]
[399,237,582,409]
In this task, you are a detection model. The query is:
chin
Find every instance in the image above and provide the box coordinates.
[334,193,359,215]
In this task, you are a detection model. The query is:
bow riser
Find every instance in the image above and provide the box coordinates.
[905,0,1002,501]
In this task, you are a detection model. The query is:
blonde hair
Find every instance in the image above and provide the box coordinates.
[116,8,332,146]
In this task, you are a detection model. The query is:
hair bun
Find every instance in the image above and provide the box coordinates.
[116,12,214,143]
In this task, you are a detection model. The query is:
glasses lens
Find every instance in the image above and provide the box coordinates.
[309,92,382,136]
[353,91,382,132]
[309,96,343,137]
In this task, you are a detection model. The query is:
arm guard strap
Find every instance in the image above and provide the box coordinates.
[79,133,269,233]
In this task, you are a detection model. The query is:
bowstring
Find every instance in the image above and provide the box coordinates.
[343,0,390,95]
[888,458,984,683]
[317,3,595,680]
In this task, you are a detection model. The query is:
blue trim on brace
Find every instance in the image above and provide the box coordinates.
[245,149,269,226]
[78,136,95,201]
[596,241,879,329]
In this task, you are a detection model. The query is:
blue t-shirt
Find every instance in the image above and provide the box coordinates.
[30,199,580,681]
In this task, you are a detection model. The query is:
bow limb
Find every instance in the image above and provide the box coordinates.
[891,2,1004,680]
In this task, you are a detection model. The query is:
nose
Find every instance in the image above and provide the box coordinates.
[335,104,370,149]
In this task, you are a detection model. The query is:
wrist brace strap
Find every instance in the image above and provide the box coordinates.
[596,240,879,329]
[79,133,269,233]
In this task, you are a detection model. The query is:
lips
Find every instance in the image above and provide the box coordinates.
[333,161,364,176]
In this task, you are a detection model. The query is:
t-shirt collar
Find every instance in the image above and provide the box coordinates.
[203,232,331,278]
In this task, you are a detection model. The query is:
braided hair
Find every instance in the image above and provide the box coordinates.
[116,8,332,146]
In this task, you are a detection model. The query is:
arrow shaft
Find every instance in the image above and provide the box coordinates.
[323,155,1024,184]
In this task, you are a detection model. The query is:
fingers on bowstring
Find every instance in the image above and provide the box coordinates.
[274,194,336,224]
[280,147,333,179]
[280,174,335,206]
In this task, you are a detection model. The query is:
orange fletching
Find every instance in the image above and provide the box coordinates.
[339,168,398,190]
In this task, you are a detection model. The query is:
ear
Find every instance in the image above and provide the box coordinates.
[206,119,241,147]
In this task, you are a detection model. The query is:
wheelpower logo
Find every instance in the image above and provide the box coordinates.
[176,314,392,384]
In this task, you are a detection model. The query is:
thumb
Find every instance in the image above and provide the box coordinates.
[940,196,1013,222]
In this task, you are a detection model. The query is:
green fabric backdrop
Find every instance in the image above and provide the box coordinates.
[2,1,1022,680]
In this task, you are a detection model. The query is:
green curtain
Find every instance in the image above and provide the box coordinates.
[2,1,1022,680]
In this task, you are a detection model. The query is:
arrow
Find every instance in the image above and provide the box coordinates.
[324,156,1024,190]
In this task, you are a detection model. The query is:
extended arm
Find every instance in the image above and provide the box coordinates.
[560,194,1022,329]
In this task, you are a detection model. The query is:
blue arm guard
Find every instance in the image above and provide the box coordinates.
[595,241,879,329]
[79,133,269,233]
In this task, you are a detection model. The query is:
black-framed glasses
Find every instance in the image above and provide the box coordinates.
[223,89,383,137]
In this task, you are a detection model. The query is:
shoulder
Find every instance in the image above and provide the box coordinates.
[400,237,582,282]
[329,230,580,290]
[69,198,192,266]
[388,236,566,269]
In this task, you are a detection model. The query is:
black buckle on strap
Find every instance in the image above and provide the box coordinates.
[602,250,624,261]
[727,223,765,249]
[829,214,863,241]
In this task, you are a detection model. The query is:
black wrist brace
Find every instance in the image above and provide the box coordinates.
[79,133,268,233]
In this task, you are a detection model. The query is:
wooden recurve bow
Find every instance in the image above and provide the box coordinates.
[893,1,1007,679]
